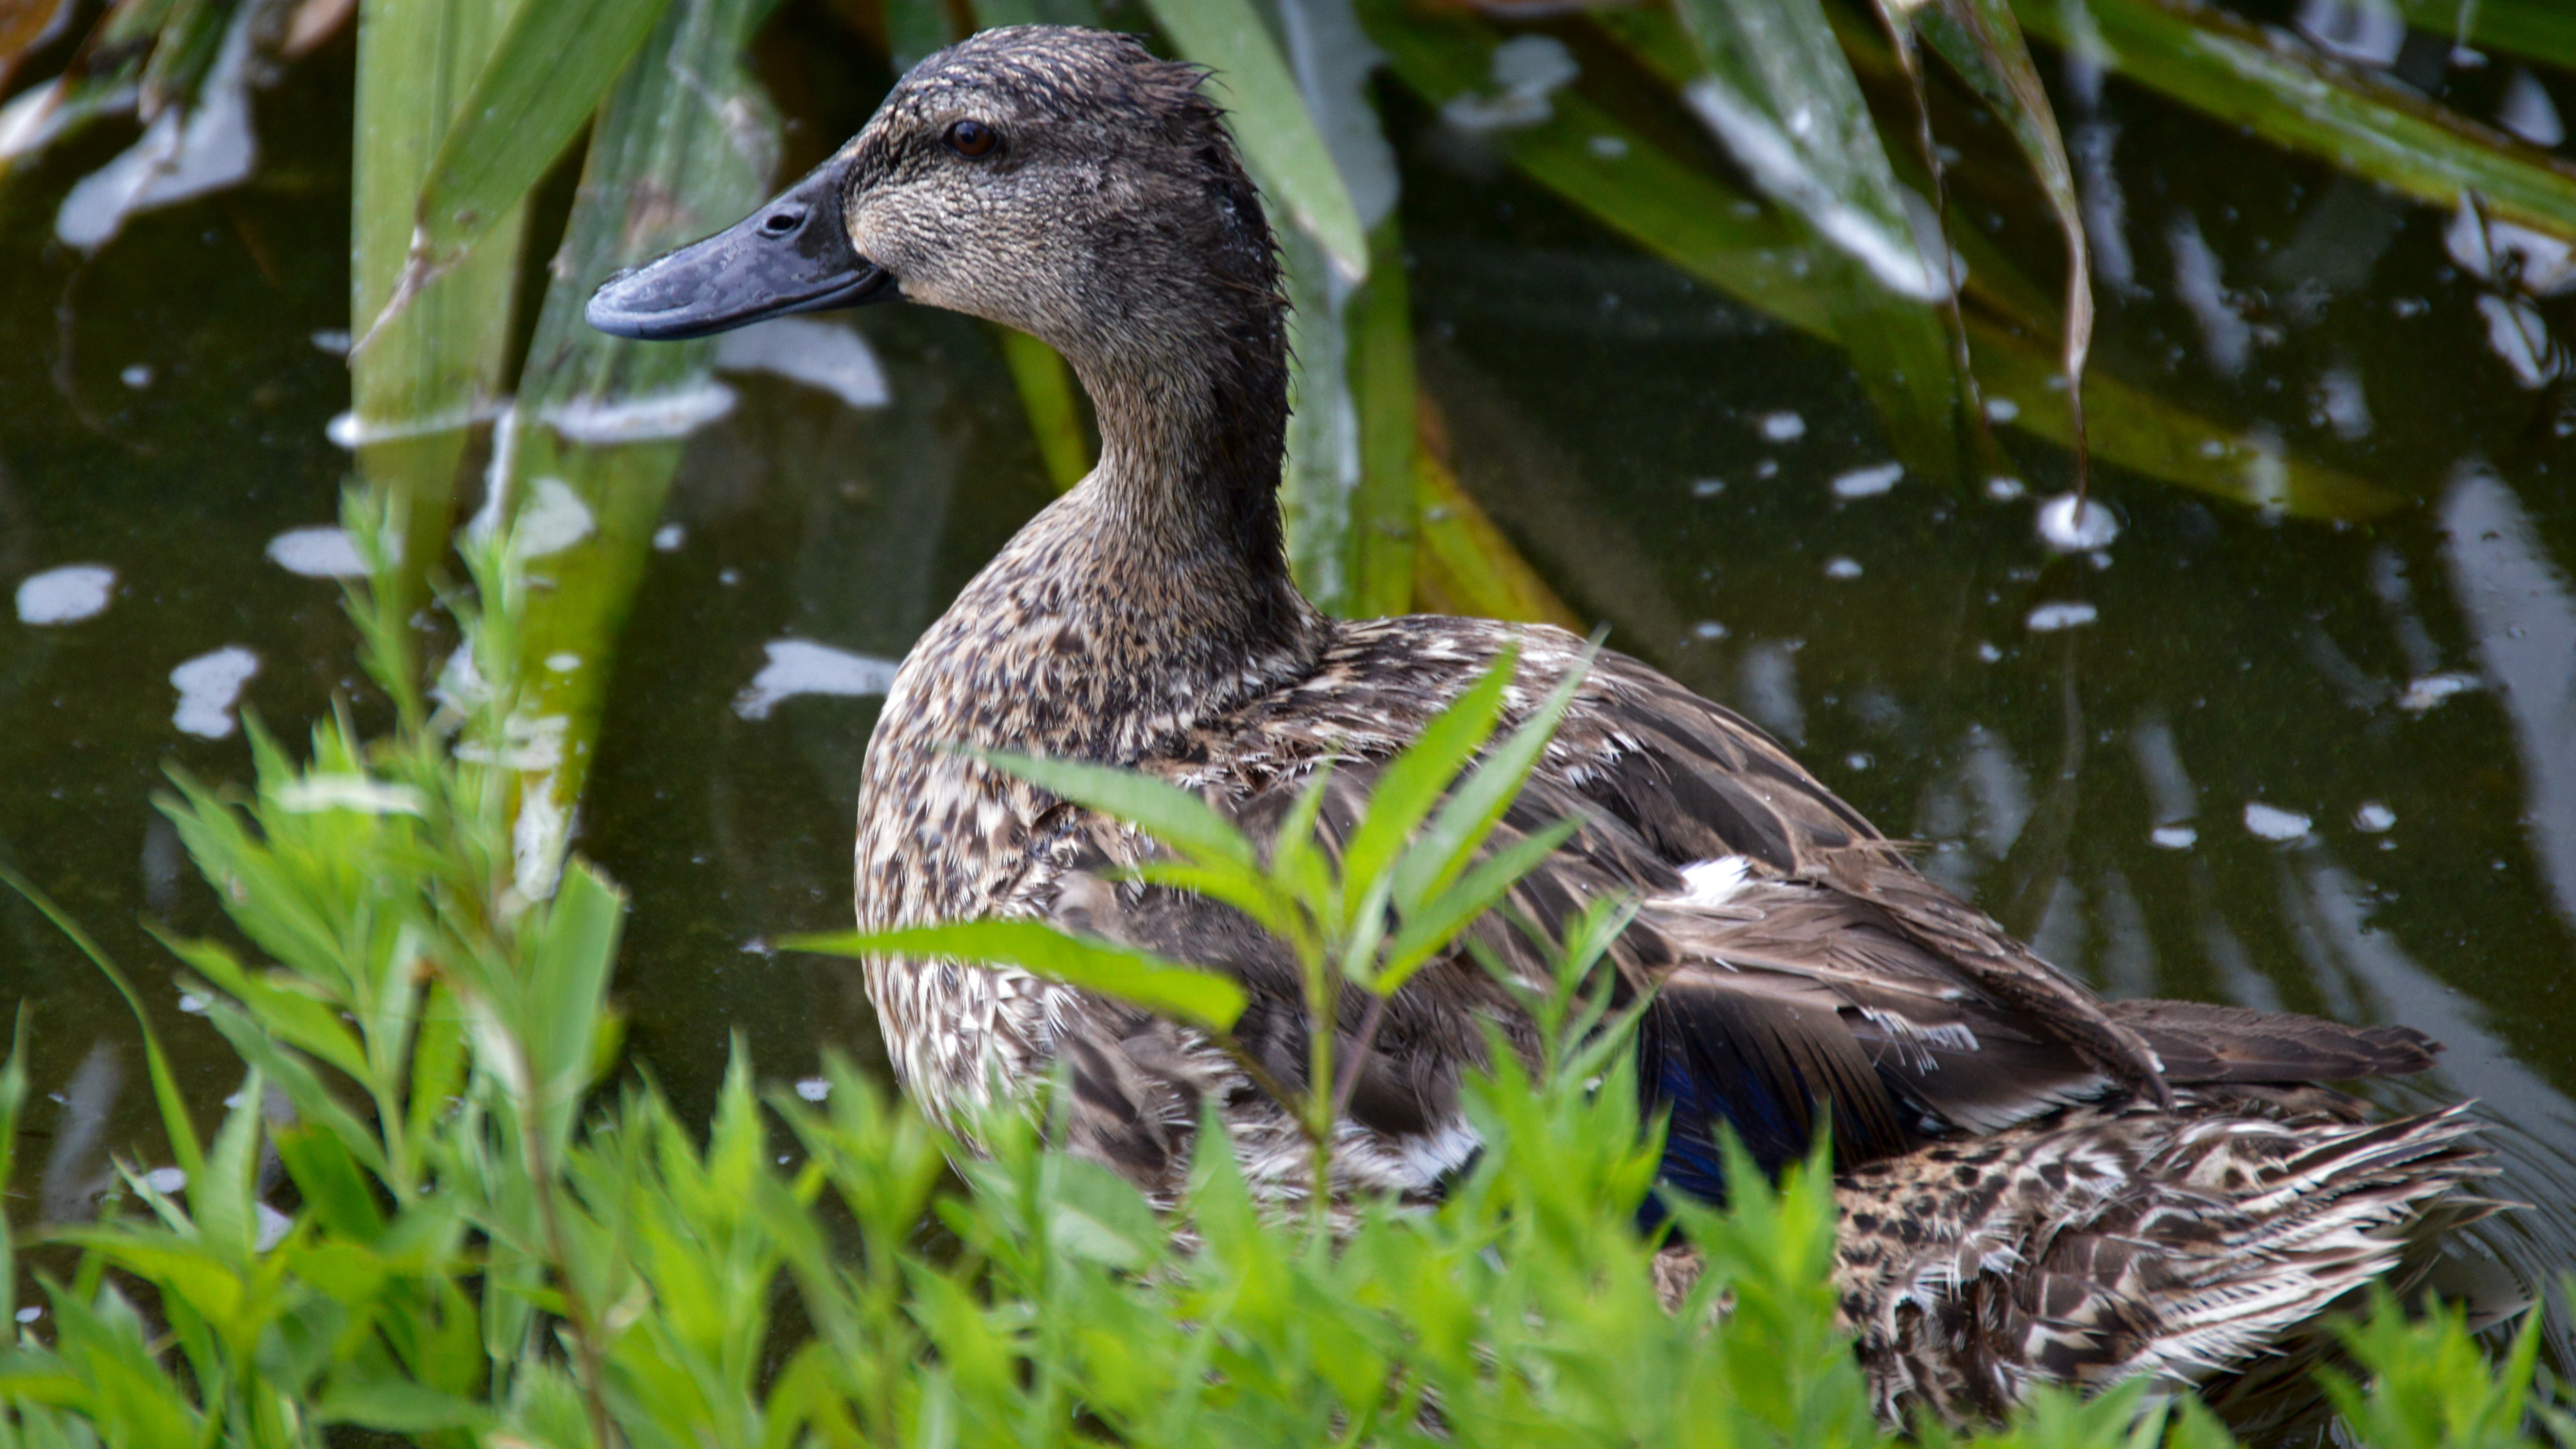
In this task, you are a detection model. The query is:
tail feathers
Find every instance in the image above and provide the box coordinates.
[1829,1095,2493,1427]
[2107,999,2442,1083]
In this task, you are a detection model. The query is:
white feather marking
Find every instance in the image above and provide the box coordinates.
[1661,856,1753,910]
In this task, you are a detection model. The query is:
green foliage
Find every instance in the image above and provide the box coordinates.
[3,535,2567,1449]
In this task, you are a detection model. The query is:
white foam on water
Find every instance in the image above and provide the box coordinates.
[2026,601,2098,632]
[2397,671,2479,712]
[1831,463,1902,499]
[1759,410,1805,442]
[541,381,738,444]
[16,564,115,624]
[512,478,596,558]
[275,775,426,816]
[2149,825,2198,850]
[2355,802,2397,832]
[54,0,258,250]
[171,646,260,738]
[265,525,366,578]
[714,318,891,409]
[1823,557,1863,579]
[733,640,902,720]
[2243,803,2313,842]
[1440,34,1578,133]
[2036,494,2120,551]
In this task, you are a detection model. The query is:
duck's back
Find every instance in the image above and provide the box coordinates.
[857,611,2439,1205]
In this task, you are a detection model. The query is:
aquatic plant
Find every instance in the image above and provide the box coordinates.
[0,505,2567,1448]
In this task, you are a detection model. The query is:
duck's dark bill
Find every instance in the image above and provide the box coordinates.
[584,164,897,341]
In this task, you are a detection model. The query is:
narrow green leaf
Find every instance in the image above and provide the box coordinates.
[1127,861,1307,947]
[1350,218,1419,617]
[1338,645,1516,922]
[0,1011,23,1328]
[316,1377,497,1433]
[350,0,530,610]
[273,1124,387,1243]
[1391,644,1593,912]
[975,749,1258,868]
[1889,0,2094,483]
[412,0,676,268]
[785,922,1248,1032]
[1375,817,1583,996]
[1141,0,1370,282]
[2015,0,2576,243]
[0,864,204,1184]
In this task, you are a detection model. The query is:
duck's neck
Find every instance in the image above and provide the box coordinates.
[917,303,1323,765]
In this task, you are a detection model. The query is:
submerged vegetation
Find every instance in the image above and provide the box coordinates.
[4,0,2576,1442]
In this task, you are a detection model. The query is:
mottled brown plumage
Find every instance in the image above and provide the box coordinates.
[592,24,2490,1425]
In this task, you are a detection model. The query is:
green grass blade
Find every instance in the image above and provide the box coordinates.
[1141,0,1369,282]
[785,922,1249,1033]
[1901,0,2094,479]
[999,328,1093,491]
[0,1010,24,1327]
[412,0,676,269]
[0,865,205,1184]
[2016,0,2576,243]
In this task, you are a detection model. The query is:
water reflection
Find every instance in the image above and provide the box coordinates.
[2441,467,2576,933]
[1,7,2573,1391]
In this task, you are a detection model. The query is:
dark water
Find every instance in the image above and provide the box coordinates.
[5,4,2574,1378]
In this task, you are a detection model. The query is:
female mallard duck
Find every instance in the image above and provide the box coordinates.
[590,26,2488,1423]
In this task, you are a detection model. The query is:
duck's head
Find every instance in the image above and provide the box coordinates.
[586,25,1282,379]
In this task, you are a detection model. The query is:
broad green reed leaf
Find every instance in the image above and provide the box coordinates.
[999,327,1094,490]
[2015,0,2576,243]
[1410,438,1583,628]
[487,0,781,883]
[411,0,676,269]
[350,0,528,600]
[1141,0,1369,283]
[1674,0,1940,306]
[1351,219,1419,617]
[2383,0,2576,70]
[789,922,1249,1032]
[1366,0,2397,519]
[1673,0,1970,477]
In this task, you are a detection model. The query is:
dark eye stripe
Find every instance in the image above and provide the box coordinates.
[945,119,997,158]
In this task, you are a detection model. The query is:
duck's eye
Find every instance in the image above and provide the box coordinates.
[944,119,998,158]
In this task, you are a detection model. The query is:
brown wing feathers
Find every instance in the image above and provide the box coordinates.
[1030,617,2441,1198]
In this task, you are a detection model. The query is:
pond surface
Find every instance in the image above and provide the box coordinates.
[5,0,2575,1384]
